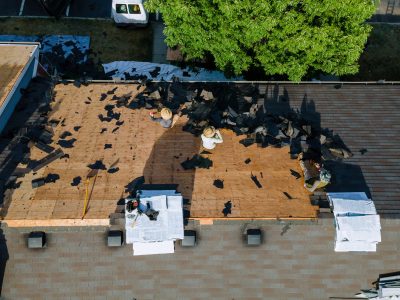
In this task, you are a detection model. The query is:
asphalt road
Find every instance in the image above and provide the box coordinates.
[0,0,112,18]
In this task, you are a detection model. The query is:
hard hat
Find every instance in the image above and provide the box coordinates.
[160,108,172,120]
[203,126,216,138]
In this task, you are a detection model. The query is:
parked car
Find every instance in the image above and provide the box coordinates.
[112,0,149,27]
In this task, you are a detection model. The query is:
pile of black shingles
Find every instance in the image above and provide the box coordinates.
[0,77,62,196]
[42,41,103,80]
[125,81,352,164]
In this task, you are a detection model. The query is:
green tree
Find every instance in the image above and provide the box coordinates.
[146,0,376,81]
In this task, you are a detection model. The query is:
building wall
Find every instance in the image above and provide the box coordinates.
[0,48,38,134]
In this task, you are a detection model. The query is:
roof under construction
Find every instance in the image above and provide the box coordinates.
[1,80,400,227]
[3,83,316,226]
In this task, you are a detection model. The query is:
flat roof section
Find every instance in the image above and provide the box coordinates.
[3,83,316,225]
[0,44,37,109]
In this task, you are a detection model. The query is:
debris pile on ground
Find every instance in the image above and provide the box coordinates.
[0,35,104,79]
[103,61,243,82]
[0,77,56,199]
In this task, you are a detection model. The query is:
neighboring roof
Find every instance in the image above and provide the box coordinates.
[0,43,38,110]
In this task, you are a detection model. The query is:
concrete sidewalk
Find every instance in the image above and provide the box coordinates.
[151,21,168,64]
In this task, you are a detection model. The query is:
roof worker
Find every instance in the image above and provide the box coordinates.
[201,126,223,150]
[150,107,174,128]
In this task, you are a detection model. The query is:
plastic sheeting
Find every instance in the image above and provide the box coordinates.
[0,35,90,63]
[103,61,243,81]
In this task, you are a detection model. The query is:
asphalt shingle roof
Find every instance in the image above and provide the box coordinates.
[256,83,400,214]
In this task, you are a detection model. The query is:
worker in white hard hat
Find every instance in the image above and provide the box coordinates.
[201,126,223,150]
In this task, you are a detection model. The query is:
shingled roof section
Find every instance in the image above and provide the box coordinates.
[255,83,400,215]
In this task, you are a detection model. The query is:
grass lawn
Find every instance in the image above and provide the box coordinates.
[344,24,400,81]
[0,17,153,63]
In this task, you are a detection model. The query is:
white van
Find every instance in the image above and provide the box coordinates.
[112,0,149,27]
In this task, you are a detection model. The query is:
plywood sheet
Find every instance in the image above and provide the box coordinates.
[4,83,317,223]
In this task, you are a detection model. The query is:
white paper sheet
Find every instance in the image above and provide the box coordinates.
[336,215,381,231]
[125,192,184,255]
[335,240,377,252]
[336,228,381,243]
[132,241,175,256]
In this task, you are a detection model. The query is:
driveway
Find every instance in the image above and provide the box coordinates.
[0,0,111,18]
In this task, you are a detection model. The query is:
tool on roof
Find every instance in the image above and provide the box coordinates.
[82,168,99,219]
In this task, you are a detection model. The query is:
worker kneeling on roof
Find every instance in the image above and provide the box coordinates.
[201,126,223,150]
[150,107,174,128]
[150,107,183,128]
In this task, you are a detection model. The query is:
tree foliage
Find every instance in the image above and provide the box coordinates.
[146,0,375,81]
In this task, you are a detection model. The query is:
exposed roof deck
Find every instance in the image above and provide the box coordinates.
[3,83,316,226]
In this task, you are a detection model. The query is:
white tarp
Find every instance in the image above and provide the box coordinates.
[132,241,174,256]
[103,61,242,82]
[125,191,184,256]
[329,192,381,252]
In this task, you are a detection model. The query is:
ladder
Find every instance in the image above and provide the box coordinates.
[386,0,396,15]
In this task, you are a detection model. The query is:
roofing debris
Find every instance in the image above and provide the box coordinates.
[103,61,243,82]
[71,176,81,186]
[33,141,54,154]
[290,169,301,179]
[0,35,102,79]
[59,131,72,139]
[1,80,355,218]
[121,81,353,192]
[213,179,224,189]
[57,138,76,148]
[283,192,293,200]
[222,200,232,217]
[280,223,291,236]
[87,160,106,170]
[32,148,64,172]
[250,172,263,189]
[181,154,213,170]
